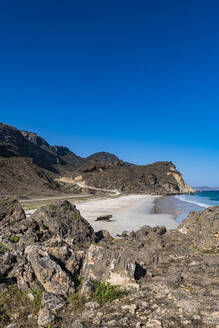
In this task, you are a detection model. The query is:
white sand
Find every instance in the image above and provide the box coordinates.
[75,195,178,236]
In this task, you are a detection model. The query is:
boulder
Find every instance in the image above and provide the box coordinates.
[81,244,146,289]
[0,251,16,281]
[95,215,112,221]
[95,229,112,242]
[0,198,25,225]
[29,200,95,247]
[25,245,75,296]
[38,292,66,327]
[79,279,95,298]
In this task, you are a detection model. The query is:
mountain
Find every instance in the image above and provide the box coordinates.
[87,151,121,163]
[194,186,219,191]
[0,123,194,197]
[77,160,194,195]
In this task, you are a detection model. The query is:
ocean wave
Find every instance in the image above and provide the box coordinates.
[175,195,209,208]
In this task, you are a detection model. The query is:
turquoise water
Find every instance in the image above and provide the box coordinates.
[176,190,219,208]
[175,191,219,223]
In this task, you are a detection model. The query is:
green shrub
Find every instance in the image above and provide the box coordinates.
[0,298,8,323]
[0,285,40,326]
[0,242,8,253]
[74,275,84,291]
[92,281,124,304]
[8,236,20,243]
[31,289,43,306]
[195,216,200,222]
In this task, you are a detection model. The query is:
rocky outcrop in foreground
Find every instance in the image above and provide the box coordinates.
[0,199,218,328]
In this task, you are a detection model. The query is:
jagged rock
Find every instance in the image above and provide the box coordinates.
[177,206,219,250]
[0,251,16,281]
[0,198,25,225]
[80,279,95,298]
[42,292,66,312]
[38,292,66,327]
[29,200,95,247]
[25,245,75,296]
[38,307,55,327]
[95,229,112,242]
[81,244,146,288]
[15,260,41,291]
[0,197,218,328]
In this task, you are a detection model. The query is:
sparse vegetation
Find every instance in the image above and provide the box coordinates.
[195,216,200,222]
[0,297,8,324]
[67,293,86,313]
[0,242,8,253]
[201,248,216,254]
[92,281,125,304]
[0,285,40,328]
[8,235,20,243]
[31,289,43,306]
[74,275,84,291]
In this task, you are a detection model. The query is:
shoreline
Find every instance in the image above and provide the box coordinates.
[152,195,182,220]
[74,194,178,236]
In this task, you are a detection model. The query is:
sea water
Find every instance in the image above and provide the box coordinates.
[175,191,219,223]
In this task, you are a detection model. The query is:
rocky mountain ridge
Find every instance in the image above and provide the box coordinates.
[0,123,194,197]
[0,198,218,327]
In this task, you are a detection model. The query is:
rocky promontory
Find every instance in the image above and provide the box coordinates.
[0,123,194,197]
[0,198,218,327]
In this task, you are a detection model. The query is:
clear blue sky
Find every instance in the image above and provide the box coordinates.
[0,0,219,186]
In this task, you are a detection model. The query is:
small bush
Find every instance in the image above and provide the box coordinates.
[0,285,40,327]
[74,275,84,291]
[31,289,43,306]
[0,298,8,324]
[9,236,20,243]
[0,242,8,253]
[92,281,124,304]
[195,216,200,222]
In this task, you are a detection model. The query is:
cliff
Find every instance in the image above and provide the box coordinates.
[77,160,194,195]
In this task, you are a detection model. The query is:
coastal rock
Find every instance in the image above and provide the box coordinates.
[25,245,75,296]
[95,215,112,221]
[38,292,66,327]
[177,206,219,250]
[0,251,16,281]
[0,197,218,328]
[95,229,112,242]
[81,244,146,288]
[29,200,95,247]
[0,198,25,225]
[38,307,55,327]
[79,279,95,298]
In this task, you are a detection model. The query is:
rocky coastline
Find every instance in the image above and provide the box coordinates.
[0,197,218,328]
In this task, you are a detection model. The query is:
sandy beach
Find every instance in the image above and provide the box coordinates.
[75,194,178,236]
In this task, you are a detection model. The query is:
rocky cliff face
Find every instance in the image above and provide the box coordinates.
[0,123,84,171]
[0,198,218,327]
[0,123,85,196]
[78,161,194,195]
[0,123,194,196]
